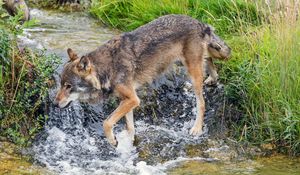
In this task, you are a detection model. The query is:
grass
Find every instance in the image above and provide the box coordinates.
[90,0,300,155]
[220,1,300,155]
[0,7,60,145]
[236,15,300,155]
[90,0,261,36]
[225,27,300,155]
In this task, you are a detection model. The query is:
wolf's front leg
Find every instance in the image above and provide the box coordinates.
[103,84,140,146]
[204,57,219,85]
[184,55,205,135]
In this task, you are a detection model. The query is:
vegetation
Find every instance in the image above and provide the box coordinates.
[90,0,261,36]
[229,8,300,155]
[0,6,60,145]
[90,0,300,155]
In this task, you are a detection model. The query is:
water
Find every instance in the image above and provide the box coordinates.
[168,155,300,175]
[18,9,300,175]
[20,9,116,61]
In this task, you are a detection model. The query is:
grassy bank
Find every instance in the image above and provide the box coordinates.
[231,7,300,155]
[90,0,300,155]
[90,0,261,36]
[0,8,60,145]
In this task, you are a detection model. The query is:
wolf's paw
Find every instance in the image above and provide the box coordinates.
[103,120,118,146]
[107,136,118,147]
[189,126,203,136]
[204,76,217,85]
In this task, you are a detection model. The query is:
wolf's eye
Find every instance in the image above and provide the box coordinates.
[65,84,72,89]
[209,43,221,51]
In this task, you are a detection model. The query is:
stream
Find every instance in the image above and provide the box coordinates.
[14,9,300,175]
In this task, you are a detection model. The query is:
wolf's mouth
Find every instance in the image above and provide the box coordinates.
[57,101,72,109]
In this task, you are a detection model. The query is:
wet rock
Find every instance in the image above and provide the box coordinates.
[204,139,239,161]
[185,143,208,158]
[0,141,50,174]
[135,65,226,132]
[94,65,229,164]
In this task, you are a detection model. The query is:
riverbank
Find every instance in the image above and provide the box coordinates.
[90,0,300,155]
[0,140,50,174]
[168,154,300,175]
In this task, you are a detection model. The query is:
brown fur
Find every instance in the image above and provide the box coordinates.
[54,15,231,146]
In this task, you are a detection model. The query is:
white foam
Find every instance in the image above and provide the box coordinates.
[47,127,66,142]
[116,130,137,161]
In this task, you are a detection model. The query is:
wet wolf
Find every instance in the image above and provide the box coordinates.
[54,15,231,146]
[2,0,30,21]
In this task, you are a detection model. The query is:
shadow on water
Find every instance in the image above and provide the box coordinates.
[19,9,300,175]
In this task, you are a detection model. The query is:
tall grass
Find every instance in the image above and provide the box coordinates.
[220,1,300,154]
[243,2,299,155]
[90,0,261,36]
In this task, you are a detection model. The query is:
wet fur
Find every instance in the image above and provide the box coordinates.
[55,15,231,146]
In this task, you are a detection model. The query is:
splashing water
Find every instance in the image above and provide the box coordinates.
[32,94,213,174]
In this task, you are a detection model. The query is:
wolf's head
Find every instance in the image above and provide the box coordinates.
[54,48,102,108]
[2,0,30,21]
[204,26,231,60]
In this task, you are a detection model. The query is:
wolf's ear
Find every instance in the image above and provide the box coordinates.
[77,56,91,72]
[204,25,215,36]
[67,48,78,61]
[204,26,212,36]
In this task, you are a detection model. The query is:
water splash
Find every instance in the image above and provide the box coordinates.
[33,100,212,174]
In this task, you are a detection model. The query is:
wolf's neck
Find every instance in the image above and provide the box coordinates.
[88,36,123,94]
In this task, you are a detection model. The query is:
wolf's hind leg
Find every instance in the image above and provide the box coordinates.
[125,110,135,141]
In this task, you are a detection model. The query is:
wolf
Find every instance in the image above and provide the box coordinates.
[2,0,30,21]
[54,15,231,146]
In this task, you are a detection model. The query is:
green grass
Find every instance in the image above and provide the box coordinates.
[0,8,60,145]
[90,0,300,155]
[90,0,260,36]
[221,27,300,155]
